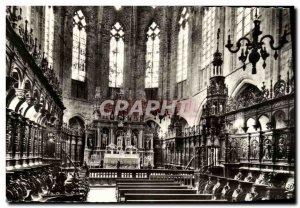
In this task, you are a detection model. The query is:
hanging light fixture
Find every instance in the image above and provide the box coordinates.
[225,8,289,74]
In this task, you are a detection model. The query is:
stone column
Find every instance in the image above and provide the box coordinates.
[150,134,153,150]
[138,129,143,149]
[110,126,114,145]
[97,127,101,149]
[84,127,88,150]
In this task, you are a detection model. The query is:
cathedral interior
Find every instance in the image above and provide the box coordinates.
[6,6,295,203]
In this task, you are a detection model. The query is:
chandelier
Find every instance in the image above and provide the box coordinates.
[225,8,289,74]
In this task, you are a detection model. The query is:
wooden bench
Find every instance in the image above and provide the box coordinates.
[118,189,196,201]
[116,185,189,195]
[117,185,190,190]
[124,193,212,201]
[116,180,175,185]
[117,182,181,186]
[116,179,174,183]
[125,199,227,203]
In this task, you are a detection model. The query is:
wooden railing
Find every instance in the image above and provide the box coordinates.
[88,168,194,186]
[149,174,194,187]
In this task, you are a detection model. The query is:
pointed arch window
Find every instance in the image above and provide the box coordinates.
[109,22,124,88]
[236,7,260,40]
[145,22,160,89]
[176,7,189,83]
[201,7,216,69]
[20,6,31,25]
[71,10,87,99]
[44,6,54,67]
[71,9,87,82]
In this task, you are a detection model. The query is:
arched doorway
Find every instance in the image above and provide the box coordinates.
[69,116,85,129]
[68,116,85,165]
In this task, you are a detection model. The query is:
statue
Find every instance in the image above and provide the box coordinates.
[212,104,216,115]
[230,145,238,163]
[263,139,272,159]
[251,140,259,159]
[278,137,286,159]
[125,137,131,147]
[219,103,223,113]
[240,140,248,159]
[87,137,93,149]
[126,129,131,137]
[117,134,123,148]
[146,139,150,149]
[133,134,138,147]
[125,129,131,147]
[102,133,108,148]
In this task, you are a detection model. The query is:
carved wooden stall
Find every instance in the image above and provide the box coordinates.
[6,6,89,202]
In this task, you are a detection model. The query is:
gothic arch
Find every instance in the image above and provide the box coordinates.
[9,67,23,89]
[259,114,270,131]
[272,110,287,129]
[69,116,85,129]
[230,78,258,98]
[144,117,161,127]
[246,117,256,133]
[195,97,207,125]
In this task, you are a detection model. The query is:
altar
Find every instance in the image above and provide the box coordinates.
[84,107,155,168]
[104,153,140,169]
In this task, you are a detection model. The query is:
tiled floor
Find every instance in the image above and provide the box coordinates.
[86,187,117,203]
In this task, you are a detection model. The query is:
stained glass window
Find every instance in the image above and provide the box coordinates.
[201,7,216,69]
[109,22,125,88]
[71,10,87,82]
[176,7,189,83]
[145,22,160,88]
[44,6,54,67]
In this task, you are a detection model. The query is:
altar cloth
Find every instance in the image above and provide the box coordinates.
[104,153,140,169]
